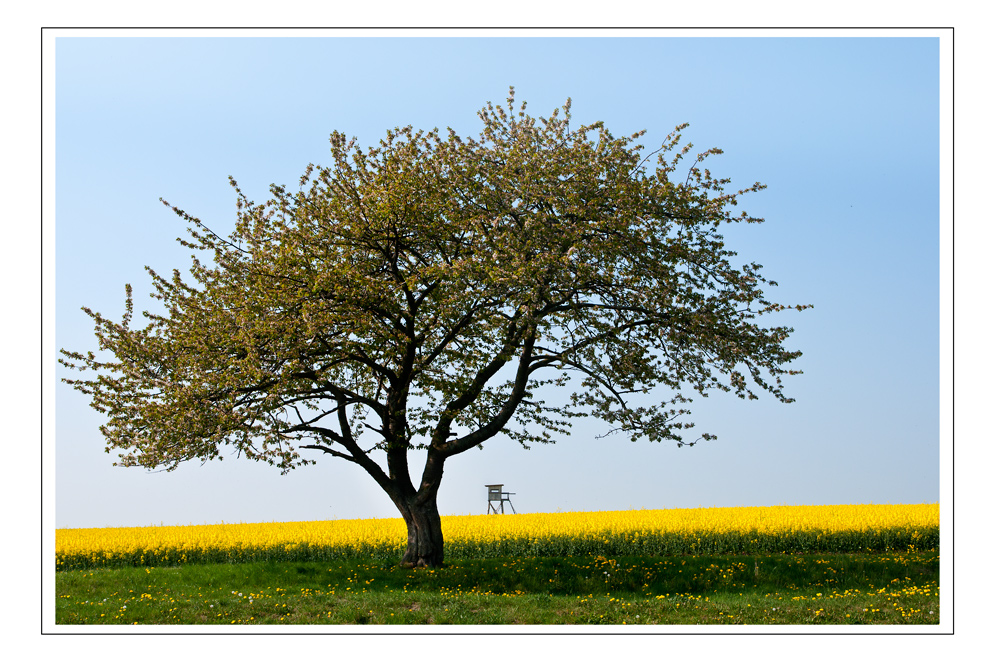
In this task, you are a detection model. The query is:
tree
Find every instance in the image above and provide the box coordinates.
[60,88,810,568]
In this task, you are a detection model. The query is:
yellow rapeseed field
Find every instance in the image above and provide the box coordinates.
[56,503,938,570]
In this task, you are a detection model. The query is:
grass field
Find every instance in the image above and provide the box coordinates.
[55,552,939,625]
[54,503,940,626]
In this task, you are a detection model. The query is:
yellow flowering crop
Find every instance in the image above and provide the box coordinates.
[56,503,938,571]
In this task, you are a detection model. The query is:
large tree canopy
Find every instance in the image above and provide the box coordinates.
[61,89,810,567]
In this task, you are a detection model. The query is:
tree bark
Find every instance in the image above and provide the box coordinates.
[397,496,445,568]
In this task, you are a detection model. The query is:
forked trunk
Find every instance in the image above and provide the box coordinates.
[398,497,445,568]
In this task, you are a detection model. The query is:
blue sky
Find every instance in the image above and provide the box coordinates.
[52,32,946,529]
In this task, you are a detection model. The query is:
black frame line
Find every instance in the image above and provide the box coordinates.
[41,25,954,636]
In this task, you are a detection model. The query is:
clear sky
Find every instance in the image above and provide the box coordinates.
[52,31,946,529]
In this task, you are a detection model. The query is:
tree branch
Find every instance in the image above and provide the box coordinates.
[298,443,358,463]
[436,330,537,457]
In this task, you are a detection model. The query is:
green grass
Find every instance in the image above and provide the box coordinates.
[55,551,939,625]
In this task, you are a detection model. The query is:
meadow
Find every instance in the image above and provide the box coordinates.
[55,503,940,625]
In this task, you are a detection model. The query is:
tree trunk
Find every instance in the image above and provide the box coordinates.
[398,497,445,568]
